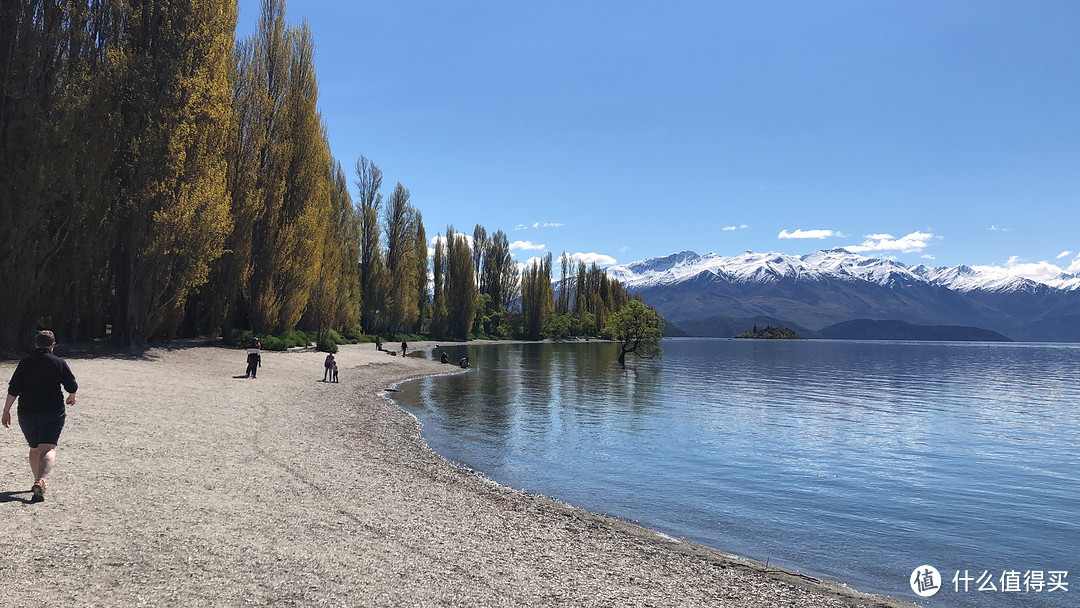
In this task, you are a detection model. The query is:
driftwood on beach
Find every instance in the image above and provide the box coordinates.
[0,342,913,607]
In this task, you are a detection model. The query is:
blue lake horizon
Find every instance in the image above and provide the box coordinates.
[392,338,1078,608]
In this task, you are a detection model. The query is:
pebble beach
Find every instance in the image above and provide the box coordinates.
[0,341,915,607]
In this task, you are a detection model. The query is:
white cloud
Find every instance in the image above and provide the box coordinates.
[846,231,936,254]
[723,224,748,232]
[570,252,617,267]
[510,240,546,251]
[989,225,1010,232]
[520,221,563,229]
[973,256,1069,283]
[778,229,839,240]
[520,256,543,271]
[921,254,936,260]
[430,233,474,248]
[1057,250,1072,259]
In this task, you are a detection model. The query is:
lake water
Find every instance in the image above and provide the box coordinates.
[392,339,1078,607]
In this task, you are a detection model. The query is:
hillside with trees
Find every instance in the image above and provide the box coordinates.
[0,0,648,353]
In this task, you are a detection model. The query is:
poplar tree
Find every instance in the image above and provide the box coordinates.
[354,154,386,332]
[520,253,553,340]
[241,0,290,331]
[574,262,589,334]
[443,226,477,339]
[472,224,488,291]
[0,1,117,348]
[303,159,360,339]
[111,0,236,346]
[237,1,334,334]
[383,182,419,333]
[413,215,430,333]
[331,160,362,330]
[557,252,573,314]
[272,20,331,332]
[199,28,266,336]
[430,233,448,339]
[479,229,517,336]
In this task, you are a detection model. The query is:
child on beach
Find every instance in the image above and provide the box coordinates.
[332,361,339,383]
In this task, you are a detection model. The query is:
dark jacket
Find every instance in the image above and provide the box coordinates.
[7,349,78,416]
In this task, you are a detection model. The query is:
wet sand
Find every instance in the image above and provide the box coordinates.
[0,341,915,607]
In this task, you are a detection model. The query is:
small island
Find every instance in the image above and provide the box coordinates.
[735,324,804,340]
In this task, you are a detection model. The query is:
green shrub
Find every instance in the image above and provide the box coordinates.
[392,332,423,343]
[317,335,339,353]
[340,326,365,342]
[229,329,254,347]
[281,330,310,349]
[257,335,284,351]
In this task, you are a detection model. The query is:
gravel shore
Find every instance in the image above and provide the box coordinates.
[0,341,916,607]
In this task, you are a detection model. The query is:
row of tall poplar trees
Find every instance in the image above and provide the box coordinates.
[0,0,360,350]
[0,0,637,353]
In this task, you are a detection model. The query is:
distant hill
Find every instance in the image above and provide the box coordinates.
[662,321,690,337]
[608,249,1080,342]
[819,319,1013,342]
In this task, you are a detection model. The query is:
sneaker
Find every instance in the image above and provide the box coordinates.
[31,479,45,503]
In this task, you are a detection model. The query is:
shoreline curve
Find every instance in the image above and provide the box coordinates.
[0,340,916,607]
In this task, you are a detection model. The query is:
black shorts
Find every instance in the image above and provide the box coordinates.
[18,412,66,448]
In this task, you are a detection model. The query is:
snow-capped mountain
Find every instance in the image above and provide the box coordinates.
[608,249,1080,342]
[610,249,1080,293]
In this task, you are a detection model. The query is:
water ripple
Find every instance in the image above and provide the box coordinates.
[395,339,1080,608]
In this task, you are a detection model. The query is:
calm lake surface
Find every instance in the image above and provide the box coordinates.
[392,339,1078,607]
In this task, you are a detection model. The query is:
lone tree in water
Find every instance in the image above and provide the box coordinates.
[604,298,664,365]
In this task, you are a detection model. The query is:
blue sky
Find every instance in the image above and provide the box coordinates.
[236,1,1080,279]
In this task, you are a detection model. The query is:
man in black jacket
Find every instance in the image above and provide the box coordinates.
[3,330,78,503]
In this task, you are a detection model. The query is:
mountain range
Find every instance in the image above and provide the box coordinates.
[606,249,1080,342]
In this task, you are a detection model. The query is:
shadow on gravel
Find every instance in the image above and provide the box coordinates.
[59,338,228,362]
[0,491,33,504]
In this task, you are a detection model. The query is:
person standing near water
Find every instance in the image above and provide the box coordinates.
[401,341,408,356]
[2,330,78,503]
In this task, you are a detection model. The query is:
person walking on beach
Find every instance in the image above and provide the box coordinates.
[2,330,78,503]
[375,336,382,352]
[323,353,335,382]
[331,361,339,383]
[401,341,408,356]
[245,337,261,379]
